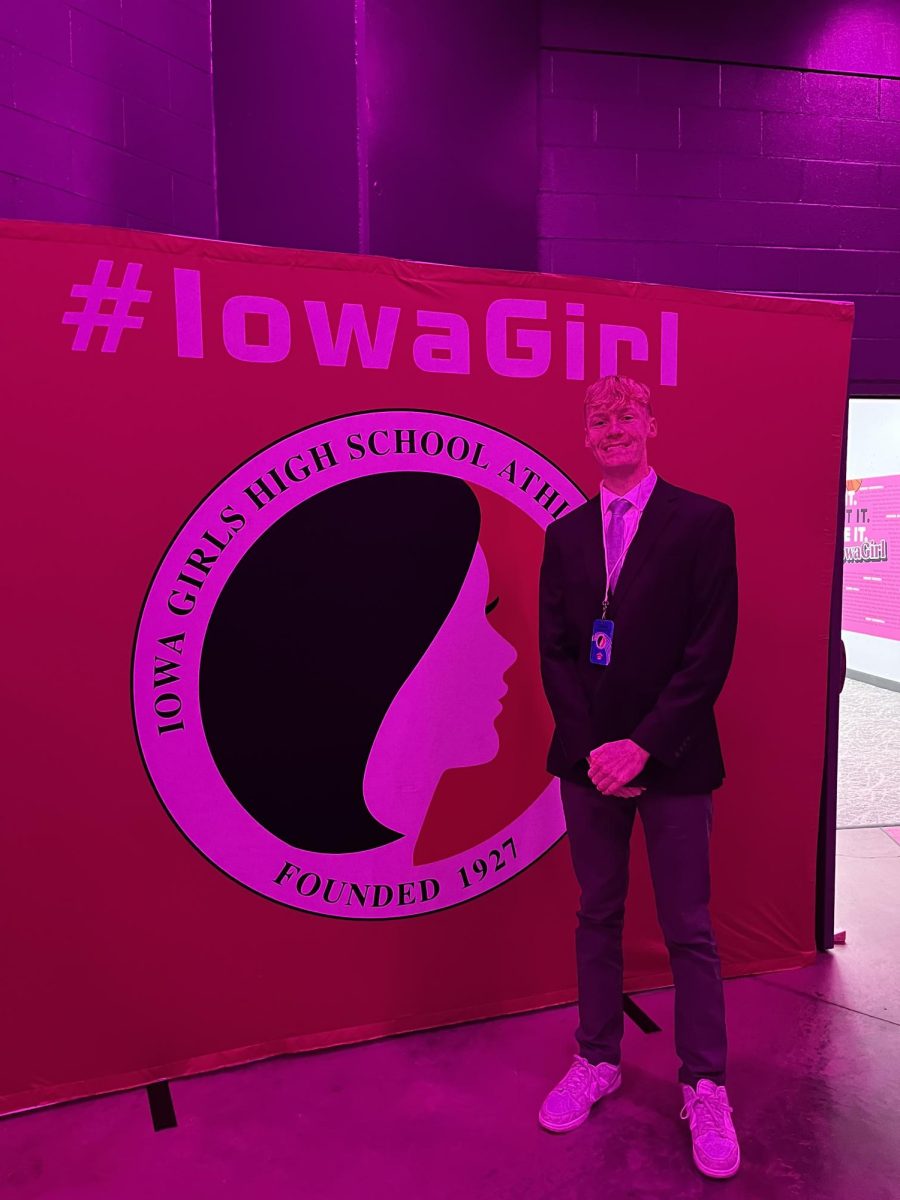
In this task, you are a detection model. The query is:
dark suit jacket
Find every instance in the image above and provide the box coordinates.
[538,474,738,793]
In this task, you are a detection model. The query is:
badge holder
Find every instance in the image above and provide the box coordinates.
[590,612,615,665]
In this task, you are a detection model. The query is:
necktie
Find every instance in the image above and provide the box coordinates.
[606,497,632,593]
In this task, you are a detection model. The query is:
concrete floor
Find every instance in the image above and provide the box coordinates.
[2,826,898,1200]
[837,678,900,828]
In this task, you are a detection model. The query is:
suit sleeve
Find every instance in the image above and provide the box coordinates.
[630,504,738,769]
[538,522,595,767]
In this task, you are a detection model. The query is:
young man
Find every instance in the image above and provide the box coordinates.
[537,375,741,1180]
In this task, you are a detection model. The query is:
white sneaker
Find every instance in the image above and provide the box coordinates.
[538,1055,622,1132]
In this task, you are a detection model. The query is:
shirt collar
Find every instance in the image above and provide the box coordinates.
[601,465,657,513]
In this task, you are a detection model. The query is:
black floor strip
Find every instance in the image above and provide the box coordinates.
[624,994,662,1033]
[147,1082,177,1131]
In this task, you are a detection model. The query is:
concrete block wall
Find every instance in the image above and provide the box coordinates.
[1,2,897,387]
[0,0,215,236]
[539,49,900,388]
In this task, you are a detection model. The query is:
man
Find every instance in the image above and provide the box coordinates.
[536,375,740,1180]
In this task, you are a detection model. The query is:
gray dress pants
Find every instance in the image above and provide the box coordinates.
[560,775,728,1087]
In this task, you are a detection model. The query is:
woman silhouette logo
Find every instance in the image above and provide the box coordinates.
[132,411,584,918]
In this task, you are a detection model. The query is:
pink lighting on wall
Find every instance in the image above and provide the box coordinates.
[807,3,900,75]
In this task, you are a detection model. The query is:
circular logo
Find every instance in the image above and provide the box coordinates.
[132,410,585,918]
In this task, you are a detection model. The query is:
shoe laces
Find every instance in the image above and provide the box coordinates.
[680,1087,733,1136]
[558,1056,595,1099]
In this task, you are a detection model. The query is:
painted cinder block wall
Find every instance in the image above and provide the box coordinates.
[210,0,538,270]
[0,0,215,237]
[1,1,898,389]
[540,2,900,390]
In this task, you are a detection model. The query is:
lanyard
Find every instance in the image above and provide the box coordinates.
[602,516,628,619]
[600,476,646,618]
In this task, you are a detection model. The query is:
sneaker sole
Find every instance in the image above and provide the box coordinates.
[692,1148,740,1179]
[538,1072,622,1133]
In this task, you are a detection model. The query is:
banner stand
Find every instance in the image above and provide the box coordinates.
[623,995,662,1034]
[146,1083,177,1132]
[815,389,850,952]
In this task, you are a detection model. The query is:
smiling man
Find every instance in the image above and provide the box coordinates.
[536,375,741,1180]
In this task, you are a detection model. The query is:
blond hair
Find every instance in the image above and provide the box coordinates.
[584,375,653,422]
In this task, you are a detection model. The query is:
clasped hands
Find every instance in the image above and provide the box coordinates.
[587,738,650,798]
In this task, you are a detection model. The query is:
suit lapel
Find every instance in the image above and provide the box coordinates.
[581,495,606,602]
[582,475,678,610]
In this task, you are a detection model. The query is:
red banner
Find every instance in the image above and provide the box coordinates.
[2,219,852,1114]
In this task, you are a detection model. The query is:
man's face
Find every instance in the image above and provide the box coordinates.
[584,400,657,472]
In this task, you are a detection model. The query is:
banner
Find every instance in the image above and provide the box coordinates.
[842,475,900,640]
[1,220,853,1114]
